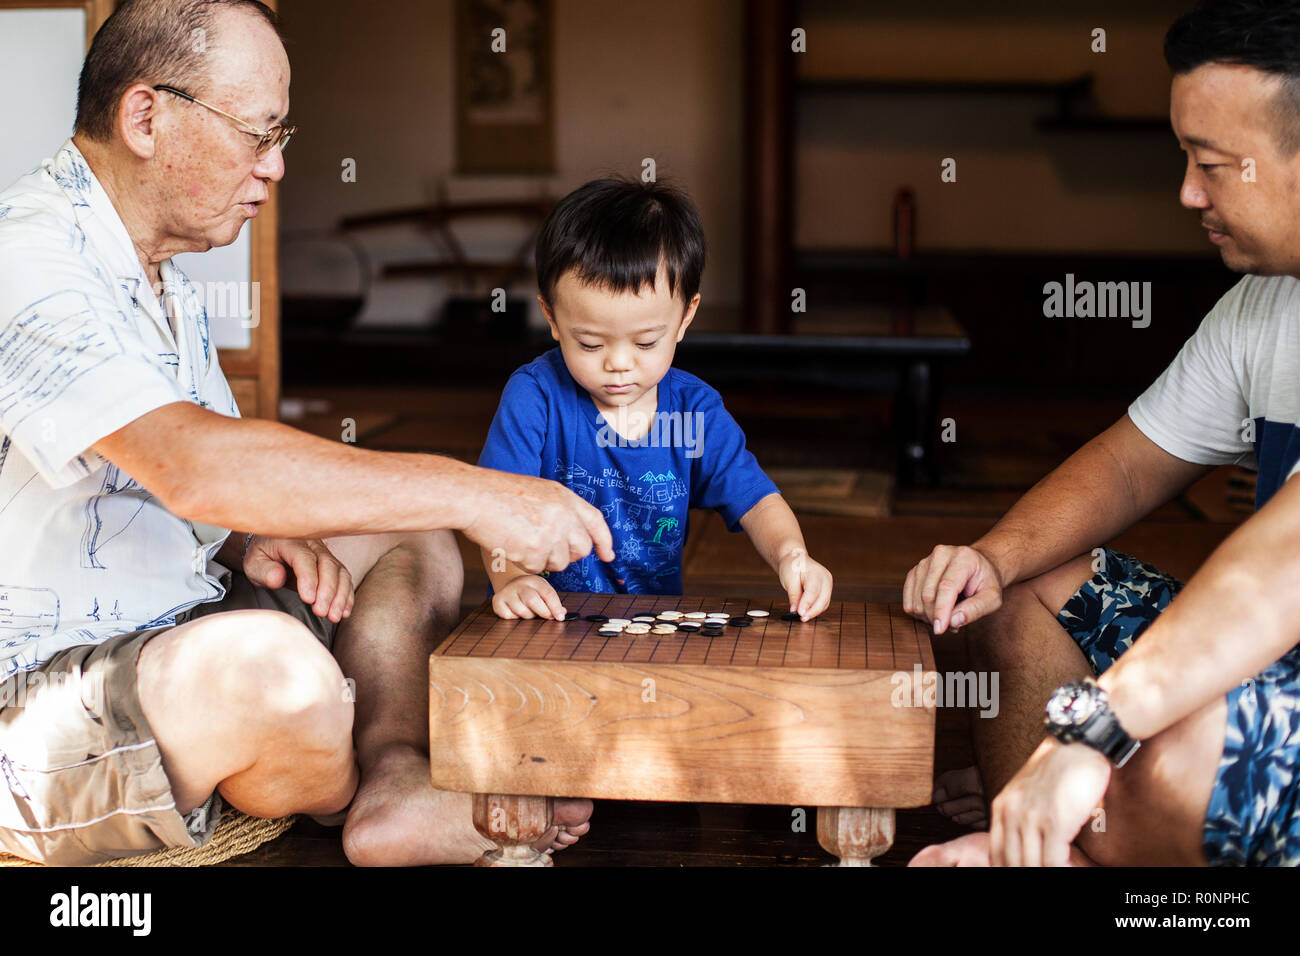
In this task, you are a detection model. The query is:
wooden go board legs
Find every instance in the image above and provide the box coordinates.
[470,795,897,867]
[817,806,895,866]
[472,793,555,867]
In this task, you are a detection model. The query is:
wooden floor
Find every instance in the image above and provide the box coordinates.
[223,385,1247,866]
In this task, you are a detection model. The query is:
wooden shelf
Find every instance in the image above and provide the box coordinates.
[382,260,532,279]
[339,199,552,232]
[797,74,1092,99]
[1035,115,1170,133]
[795,73,1165,134]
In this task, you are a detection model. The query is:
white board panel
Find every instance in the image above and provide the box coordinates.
[175,231,254,350]
[0,9,84,189]
[0,7,254,350]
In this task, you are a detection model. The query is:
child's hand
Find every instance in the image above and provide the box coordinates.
[492,574,567,620]
[778,548,833,621]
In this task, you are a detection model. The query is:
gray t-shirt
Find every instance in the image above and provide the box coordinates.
[1128,274,1300,510]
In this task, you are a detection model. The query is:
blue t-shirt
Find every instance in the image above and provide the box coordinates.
[478,348,779,594]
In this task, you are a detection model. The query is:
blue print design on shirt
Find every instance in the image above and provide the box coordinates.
[547,458,690,593]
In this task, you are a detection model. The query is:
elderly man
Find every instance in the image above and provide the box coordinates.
[0,0,610,865]
[906,0,1300,867]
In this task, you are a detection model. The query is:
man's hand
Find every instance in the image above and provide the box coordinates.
[904,544,1004,635]
[244,536,354,623]
[491,574,566,620]
[989,737,1111,866]
[778,548,833,621]
[461,470,615,574]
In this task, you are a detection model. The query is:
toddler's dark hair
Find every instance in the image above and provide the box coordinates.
[536,177,706,311]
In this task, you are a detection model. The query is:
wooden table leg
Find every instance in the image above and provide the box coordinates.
[896,358,935,487]
[817,807,895,866]
[472,793,554,867]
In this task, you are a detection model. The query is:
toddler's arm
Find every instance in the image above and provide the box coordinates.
[738,494,833,621]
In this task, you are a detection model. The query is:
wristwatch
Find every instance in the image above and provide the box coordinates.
[1043,678,1141,767]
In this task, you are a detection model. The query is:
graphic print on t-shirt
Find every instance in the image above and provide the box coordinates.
[548,457,689,593]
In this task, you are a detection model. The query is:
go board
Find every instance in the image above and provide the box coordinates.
[430,594,937,809]
[435,592,933,671]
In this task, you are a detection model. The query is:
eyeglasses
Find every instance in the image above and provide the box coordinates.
[153,85,295,156]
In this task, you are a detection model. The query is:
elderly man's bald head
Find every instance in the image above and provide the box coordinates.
[75,0,280,143]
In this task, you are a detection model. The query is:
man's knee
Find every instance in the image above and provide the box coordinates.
[191,610,352,741]
[391,529,463,603]
[967,554,1095,669]
[400,528,461,567]
[1023,552,1098,617]
[246,612,350,730]
[1079,695,1224,866]
[354,529,461,586]
[966,583,1043,670]
[138,609,354,811]
[1077,761,1169,866]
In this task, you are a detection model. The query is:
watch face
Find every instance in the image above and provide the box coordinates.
[1047,684,1096,728]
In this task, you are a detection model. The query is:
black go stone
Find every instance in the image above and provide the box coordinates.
[564,611,580,621]
[701,626,724,637]
[585,614,609,623]
[781,612,801,622]
[729,617,753,627]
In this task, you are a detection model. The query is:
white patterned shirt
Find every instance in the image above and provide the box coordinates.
[0,140,239,677]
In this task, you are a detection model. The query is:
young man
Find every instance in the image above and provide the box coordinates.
[907,0,1300,867]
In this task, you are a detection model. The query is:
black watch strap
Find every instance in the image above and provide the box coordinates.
[1085,713,1141,767]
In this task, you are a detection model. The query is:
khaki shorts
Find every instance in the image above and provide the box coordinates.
[0,572,337,865]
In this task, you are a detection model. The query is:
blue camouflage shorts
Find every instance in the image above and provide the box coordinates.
[1057,548,1300,866]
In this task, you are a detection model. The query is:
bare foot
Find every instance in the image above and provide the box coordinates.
[340,743,593,866]
[933,765,988,829]
[908,831,1098,867]
[540,798,593,856]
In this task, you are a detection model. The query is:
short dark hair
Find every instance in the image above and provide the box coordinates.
[535,177,706,312]
[1165,0,1300,155]
[75,0,280,142]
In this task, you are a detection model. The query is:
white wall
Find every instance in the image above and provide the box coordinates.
[0,7,255,349]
